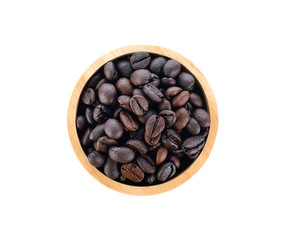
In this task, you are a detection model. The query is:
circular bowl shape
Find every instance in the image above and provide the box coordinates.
[67,45,218,195]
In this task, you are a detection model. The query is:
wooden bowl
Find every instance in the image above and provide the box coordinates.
[67,45,218,195]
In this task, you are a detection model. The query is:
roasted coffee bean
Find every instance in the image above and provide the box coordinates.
[137,155,156,174]
[158,98,172,111]
[187,150,201,160]
[93,104,111,123]
[126,139,147,154]
[87,151,105,167]
[98,83,117,105]
[143,83,164,103]
[95,78,107,91]
[156,146,168,165]
[159,110,176,128]
[76,115,87,130]
[144,132,161,146]
[104,158,120,179]
[85,107,96,125]
[200,127,209,138]
[133,88,145,96]
[94,136,117,152]
[119,110,139,131]
[116,60,133,78]
[130,95,149,117]
[182,136,205,155]
[163,59,181,78]
[117,95,132,111]
[172,90,190,107]
[168,155,180,169]
[113,107,122,118]
[89,123,105,141]
[147,142,161,152]
[130,69,151,86]
[121,163,144,182]
[174,108,190,131]
[138,109,157,124]
[104,119,123,139]
[145,115,165,138]
[81,128,92,146]
[109,146,135,163]
[87,72,102,88]
[130,52,151,69]
[146,174,157,185]
[157,162,177,182]
[189,92,203,107]
[149,56,167,75]
[185,118,200,135]
[161,77,176,87]
[129,127,145,140]
[115,77,134,96]
[150,74,160,88]
[86,146,95,154]
[192,108,210,128]
[104,62,117,81]
[178,72,195,91]
[161,129,181,150]
[164,86,183,99]
[184,102,193,116]
[81,88,95,105]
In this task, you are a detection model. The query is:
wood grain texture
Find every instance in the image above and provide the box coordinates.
[67,45,219,195]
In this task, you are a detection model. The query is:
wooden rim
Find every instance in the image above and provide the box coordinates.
[67,45,218,195]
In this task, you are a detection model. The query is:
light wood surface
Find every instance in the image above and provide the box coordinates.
[67,45,218,195]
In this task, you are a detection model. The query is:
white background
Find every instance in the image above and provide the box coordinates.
[0,0,295,239]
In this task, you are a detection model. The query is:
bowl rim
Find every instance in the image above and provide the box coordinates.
[67,45,218,195]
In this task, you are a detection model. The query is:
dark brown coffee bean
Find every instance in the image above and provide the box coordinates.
[109,146,135,163]
[119,110,139,131]
[85,107,96,125]
[115,77,134,96]
[161,129,181,150]
[95,78,107,91]
[104,119,123,139]
[130,52,151,69]
[174,108,190,131]
[116,60,133,77]
[168,155,180,169]
[130,69,151,86]
[138,109,157,124]
[87,72,102,88]
[150,74,160,88]
[164,86,183,99]
[89,123,105,141]
[163,59,181,78]
[93,104,111,123]
[192,108,210,128]
[178,72,195,91]
[144,132,161,146]
[185,118,201,135]
[133,88,145,96]
[146,174,157,185]
[121,163,144,182]
[200,127,209,137]
[113,107,122,118]
[149,56,167,75]
[104,158,120,179]
[147,142,161,152]
[182,136,205,155]
[189,93,203,107]
[129,127,145,140]
[172,91,190,107]
[87,151,105,167]
[94,136,117,152]
[98,83,117,105]
[81,128,92,146]
[184,102,193,116]
[158,98,172,111]
[156,146,168,165]
[159,110,176,128]
[126,139,147,154]
[137,155,156,174]
[187,150,201,160]
[104,61,117,81]
[130,95,149,116]
[157,162,177,182]
[81,88,95,105]
[76,115,87,130]
[117,95,132,111]
[145,115,165,138]
[161,77,176,87]
[143,83,164,103]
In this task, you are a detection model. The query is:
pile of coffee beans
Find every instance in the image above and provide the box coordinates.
[76,52,210,186]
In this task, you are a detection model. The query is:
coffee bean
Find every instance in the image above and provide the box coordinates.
[85,107,96,125]
[86,147,95,154]
[95,78,107,92]
[156,146,168,165]
[119,110,139,131]
[133,88,145,96]
[109,146,135,163]
[182,136,205,156]
[150,74,160,88]
[104,158,120,179]
[184,102,193,116]
[143,83,164,103]
[81,128,92,146]
[178,72,195,91]
[130,69,151,86]
[87,72,102,88]
[174,108,190,131]
[121,163,144,182]
[104,62,117,81]
[147,142,161,152]
[89,123,105,141]
[104,119,123,139]
[129,127,145,140]
[117,95,132,111]
[138,109,157,124]
[146,174,157,185]
[163,59,181,78]
[164,86,182,99]
[158,98,172,111]
[189,93,203,107]
[93,104,111,123]
[126,139,147,154]
[149,56,167,75]
[168,155,180,169]
[192,108,210,128]
[94,136,117,152]
[137,155,156,174]
[119,175,126,182]
[130,95,149,116]
[159,110,176,128]
[76,115,87,130]
[200,127,209,138]
[161,129,181,150]
[144,131,161,146]
[145,115,165,138]
[130,52,151,69]
[161,77,176,87]
[88,151,105,167]
[115,78,134,96]
[113,107,122,118]
[98,83,117,105]
[185,118,200,135]
[187,150,201,160]
[157,162,177,182]
[172,90,190,107]
[81,88,95,105]
[116,60,133,77]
